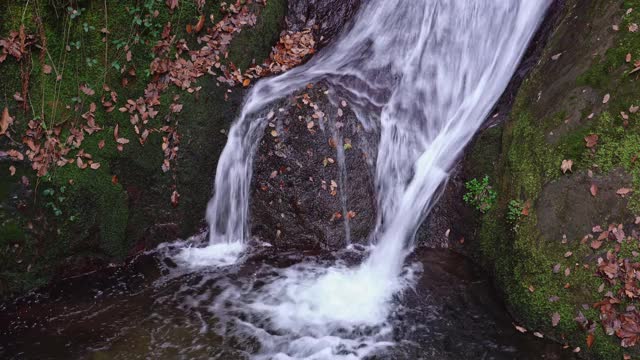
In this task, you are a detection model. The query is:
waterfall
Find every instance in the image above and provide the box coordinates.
[179,1,550,358]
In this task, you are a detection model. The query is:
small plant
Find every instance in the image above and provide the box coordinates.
[463,175,497,213]
[507,200,524,230]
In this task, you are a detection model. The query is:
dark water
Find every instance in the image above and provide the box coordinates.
[0,246,574,360]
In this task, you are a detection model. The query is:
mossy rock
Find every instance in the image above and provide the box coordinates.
[470,0,640,357]
[0,0,288,296]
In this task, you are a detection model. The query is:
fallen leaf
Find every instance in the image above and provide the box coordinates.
[194,15,205,33]
[590,183,598,197]
[1,107,13,135]
[551,53,562,61]
[613,24,620,31]
[591,240,603,250]
[98,139,105,149]
[564,251,573,258]
[80,84,95,96]
[514,324,527,333]
[90,162,101,170]
[603,93,610,104]
[171,190,180,207]
[346,210,356,220]
[627,53,632,63]
[307,121,314,129]
[584,134,599,148]
[561,159,573,173]
[552,312,561,327]
[9,165,16,176]
[617,188,633,197]
[43,64,52,74]
[242,78,250,87]
[587,334,595,349]
[166,0,179,10]
[534,332,544,338]
[630,23,639,32]
[630,105,639,113]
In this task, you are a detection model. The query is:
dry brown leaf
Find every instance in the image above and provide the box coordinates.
[242,78,250,87]
[586,334,595,349]
[627,53,632,63]
[80,84,95,96]
[166,0,179,10]
[194,15,205,33]
[603,93,610,104]
[617,188,633,196]
[1,107,13,135]
[591,240,603,250]
[90,162,101,170]
[561,159,573,174]
[552,312,560,327]
[43,64,52,74]
[9,165,16,176]
[584,134,598,148]
[630,23,639,32]
[590,184,598,197]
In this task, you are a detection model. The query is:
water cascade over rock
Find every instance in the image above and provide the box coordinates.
[179,1,551,358]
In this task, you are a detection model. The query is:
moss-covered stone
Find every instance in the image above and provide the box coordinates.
[468,0,640,357]
[0,0,287,297]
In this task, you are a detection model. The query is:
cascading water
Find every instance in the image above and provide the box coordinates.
[177,1,550,358]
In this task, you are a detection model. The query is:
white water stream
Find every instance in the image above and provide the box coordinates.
[177,1,550,358]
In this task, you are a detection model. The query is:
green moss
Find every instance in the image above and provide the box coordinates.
[228,0,287,70]
[472,1,640,354]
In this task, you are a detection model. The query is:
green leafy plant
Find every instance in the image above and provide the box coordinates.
[507,199,524,231]
[463,175,497,213]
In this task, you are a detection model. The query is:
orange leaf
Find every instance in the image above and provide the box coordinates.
[242,78,251,87]
[194,15,205,33]
[586,334,595,349]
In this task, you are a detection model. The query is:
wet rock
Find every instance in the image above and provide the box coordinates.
[286,0,362,47]
[250,84,377,250]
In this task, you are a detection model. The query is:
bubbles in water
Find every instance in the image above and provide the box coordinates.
[176,242,246,268]
[206,258,421,360]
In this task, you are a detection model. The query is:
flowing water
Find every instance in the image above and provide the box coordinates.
[183,0,552,358]
[0,1,571,359]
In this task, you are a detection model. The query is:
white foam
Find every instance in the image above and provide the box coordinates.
[175,242,245,268]
[191,1,550,358]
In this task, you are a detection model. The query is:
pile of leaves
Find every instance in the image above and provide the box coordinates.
[588,221,640,348]
[0,0,317,207]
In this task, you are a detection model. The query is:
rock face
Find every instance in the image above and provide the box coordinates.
[250,85,377,249]
[287,0,361,47]
[432,0,640,358]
